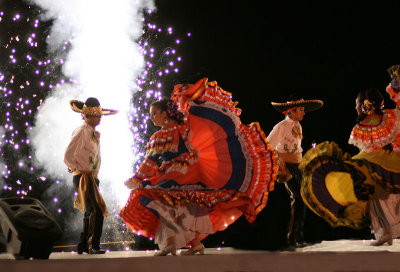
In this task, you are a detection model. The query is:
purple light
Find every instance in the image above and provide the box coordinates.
[1,4,192,238]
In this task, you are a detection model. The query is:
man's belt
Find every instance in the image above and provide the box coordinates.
[278,152,302,164]
[73,170,109,217]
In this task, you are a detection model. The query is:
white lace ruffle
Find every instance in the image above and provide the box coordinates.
[348,109,400,153]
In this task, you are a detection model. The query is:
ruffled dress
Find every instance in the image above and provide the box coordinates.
[299,85,400,233]
[120,80,277,249]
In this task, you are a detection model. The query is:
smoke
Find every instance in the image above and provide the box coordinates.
[28,0,155,210]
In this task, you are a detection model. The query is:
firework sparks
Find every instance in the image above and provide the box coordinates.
[0,0,191,249]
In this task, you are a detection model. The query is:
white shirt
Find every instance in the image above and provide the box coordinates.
[267,115,303,154]
[64,123,101,172]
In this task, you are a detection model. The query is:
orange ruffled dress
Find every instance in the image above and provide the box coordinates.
[120,79,277,247]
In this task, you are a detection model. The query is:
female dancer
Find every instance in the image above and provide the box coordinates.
[299,66,400,246]
[120,78,277,255]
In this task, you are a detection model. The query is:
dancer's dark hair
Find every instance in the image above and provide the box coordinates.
[151,98,185,125]
[356,87,384,123]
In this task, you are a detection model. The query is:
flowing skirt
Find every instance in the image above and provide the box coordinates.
[120,85,278,246]
[299,141,400,229]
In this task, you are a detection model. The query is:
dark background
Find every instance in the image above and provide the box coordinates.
[2,0,400,250]
[152,1,400,249]
[155,1,400,153]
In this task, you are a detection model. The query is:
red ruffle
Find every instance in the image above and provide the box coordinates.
[349,109,399,151]
[121,79,278,240]
[120,188,254,238]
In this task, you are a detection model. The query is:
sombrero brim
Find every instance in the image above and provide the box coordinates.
[271,99,323,113]
[70,100,118,116]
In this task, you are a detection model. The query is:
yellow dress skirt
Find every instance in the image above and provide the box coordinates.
[299,141,400,229]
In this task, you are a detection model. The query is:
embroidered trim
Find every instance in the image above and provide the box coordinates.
[349,109,400,152]
[146,122,189,157]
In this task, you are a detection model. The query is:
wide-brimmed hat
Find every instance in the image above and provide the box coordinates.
[271,97,323,113]
[70,97,118,117]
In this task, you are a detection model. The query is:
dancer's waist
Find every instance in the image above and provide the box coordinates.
[73,170,99,178]
[278,152,302,164]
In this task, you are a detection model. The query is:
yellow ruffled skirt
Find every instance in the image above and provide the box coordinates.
[300,141,400,229]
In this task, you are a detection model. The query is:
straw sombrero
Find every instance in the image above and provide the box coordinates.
[271,96,323,113]
[70,97,118,117]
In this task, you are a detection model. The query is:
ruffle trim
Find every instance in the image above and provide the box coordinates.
[191,96,278,216]
[300,141,352,171]
[197,81,242,117]
[386,83,400,106]
[132,158,159,183]
[300,141,371,229]
[349,109,400,152]
[238,122,278,216]
[146,122,190,157]
[120,188,251,238]
[301,141,400,229]
[393,134,400,152]
[160,150,199,175]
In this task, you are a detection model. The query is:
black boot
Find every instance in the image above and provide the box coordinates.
[89,248,105,254]
[77,233,89,254]
[77,242,89,254]
[293,222,306,248]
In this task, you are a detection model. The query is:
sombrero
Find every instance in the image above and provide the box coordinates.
[271,94,323,113]
[70,97,118,117]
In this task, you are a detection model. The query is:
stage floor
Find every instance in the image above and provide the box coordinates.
[1,239,400,272]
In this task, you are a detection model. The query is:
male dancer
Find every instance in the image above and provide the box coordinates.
[64,97,117,254]
[267,96,323,248]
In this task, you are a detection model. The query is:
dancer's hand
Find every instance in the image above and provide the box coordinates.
[124,178,142,189]
[391,75,400,92]
[277,159,292,183]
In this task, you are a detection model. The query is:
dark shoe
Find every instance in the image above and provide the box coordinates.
[286,233,295,247]
[89,248,106,254]
[280,244,296,252]
[295,241,308,248]
[77,243,89,254]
